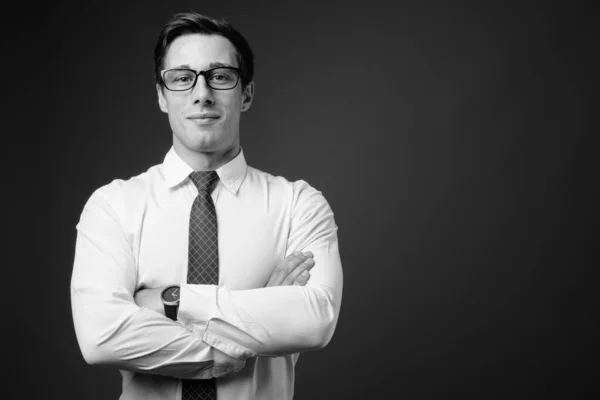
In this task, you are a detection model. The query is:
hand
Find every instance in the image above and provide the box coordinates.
[134,286,165,315]
[265,251,315,287]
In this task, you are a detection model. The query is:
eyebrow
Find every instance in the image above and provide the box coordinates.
[170,62,236,70]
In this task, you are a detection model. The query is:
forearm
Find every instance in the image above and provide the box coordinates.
[71,189,243,379]
[71,283,230,379]
[177,242,343,358]
[182,285,340,358]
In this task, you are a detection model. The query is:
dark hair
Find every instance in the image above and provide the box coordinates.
[154,12,254,89]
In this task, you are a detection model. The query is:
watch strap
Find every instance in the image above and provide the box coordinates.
[164,303,178,321]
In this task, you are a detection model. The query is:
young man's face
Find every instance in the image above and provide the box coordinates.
[157,34,253,158]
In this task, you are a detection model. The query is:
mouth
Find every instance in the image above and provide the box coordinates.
[186,112,221,126]
[186,112,221,121]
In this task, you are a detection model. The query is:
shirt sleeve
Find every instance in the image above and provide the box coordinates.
[177,180,344,359]
[70,185,242,379]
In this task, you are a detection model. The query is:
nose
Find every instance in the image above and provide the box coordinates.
[191,75,215,105]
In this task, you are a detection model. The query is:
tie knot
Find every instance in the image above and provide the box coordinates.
[189,171,219,193]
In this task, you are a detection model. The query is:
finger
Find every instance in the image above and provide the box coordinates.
[282,257,315,286]
[265,250,312,287]
[282,257,314,285]
[293,270,311,286]
[266,253,307,286]
[279,253,307,276]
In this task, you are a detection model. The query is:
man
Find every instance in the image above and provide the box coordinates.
[70,11,343,400]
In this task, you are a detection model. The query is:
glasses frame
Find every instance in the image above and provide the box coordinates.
[160,66,241,91]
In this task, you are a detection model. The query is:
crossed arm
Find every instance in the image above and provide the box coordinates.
[134,250,315,315]
[71,184,342,380]
[132,251,316,374]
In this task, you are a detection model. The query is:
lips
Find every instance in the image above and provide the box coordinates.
[186,112,220,120]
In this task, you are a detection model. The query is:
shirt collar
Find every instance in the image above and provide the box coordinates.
[163,146,247,195]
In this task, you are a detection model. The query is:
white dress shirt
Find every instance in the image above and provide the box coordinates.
[71,147,343,400]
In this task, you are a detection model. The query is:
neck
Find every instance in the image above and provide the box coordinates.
[174,141,241,171]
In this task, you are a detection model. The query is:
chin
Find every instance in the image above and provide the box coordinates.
[191,141,222,153]
[185,131,222,151]
[174,127,237,155]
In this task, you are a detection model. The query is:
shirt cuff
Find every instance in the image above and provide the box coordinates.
[177,284,260,360]
[177,284,216,333]
[202,320,257,360]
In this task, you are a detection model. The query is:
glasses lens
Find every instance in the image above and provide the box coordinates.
[163,69,196,90]
[206,68,239,89]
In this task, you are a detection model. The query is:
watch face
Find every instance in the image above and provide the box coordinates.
[163,286,180,303]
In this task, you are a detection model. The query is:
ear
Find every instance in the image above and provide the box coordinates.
[156,84,168,113]
[241,81,255,112]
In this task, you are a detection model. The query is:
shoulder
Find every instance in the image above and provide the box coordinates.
[246,166,334,216]
[245,165,318,194]
[84,164,162,214]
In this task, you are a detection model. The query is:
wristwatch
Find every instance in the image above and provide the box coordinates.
[161,285,180,321]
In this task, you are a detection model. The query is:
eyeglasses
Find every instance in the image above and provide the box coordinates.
[161,66,241,91]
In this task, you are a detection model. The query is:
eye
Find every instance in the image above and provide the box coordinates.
[164,70,197,87]
[175,75,192,83]
[209,74,231,82]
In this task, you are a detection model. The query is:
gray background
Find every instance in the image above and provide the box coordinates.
[2,0,596,398]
